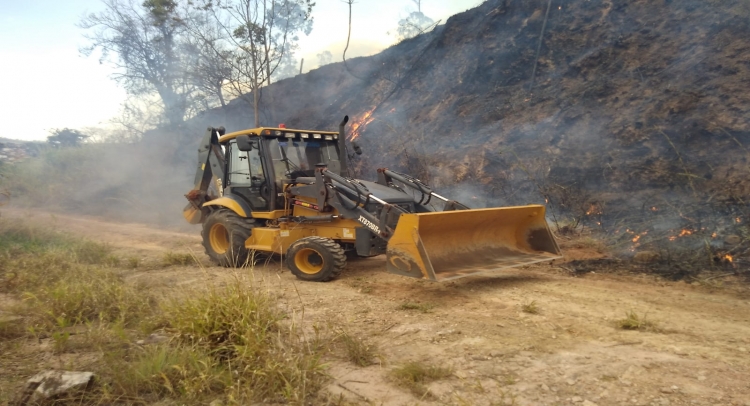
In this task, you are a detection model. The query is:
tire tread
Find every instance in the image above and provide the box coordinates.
[201,209,256,267]
[287,236,346,281]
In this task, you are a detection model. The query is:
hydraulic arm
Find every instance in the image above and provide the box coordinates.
[183,127,226,224]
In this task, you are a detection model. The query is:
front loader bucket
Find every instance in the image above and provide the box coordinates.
[183,202,203,224]
[386,205,562,281]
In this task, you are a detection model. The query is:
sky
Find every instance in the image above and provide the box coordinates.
[0,0,479,142]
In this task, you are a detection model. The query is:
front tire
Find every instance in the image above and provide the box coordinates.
[201,209,255,267]
[286,237,346,282]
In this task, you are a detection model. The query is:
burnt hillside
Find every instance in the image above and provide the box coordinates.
[188,0,750,270]
[193,0,749,195]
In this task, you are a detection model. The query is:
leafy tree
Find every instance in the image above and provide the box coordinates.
[194,0,314,126]
[80,0,313,130]
[47,128,90,148]
[316,50,332,67]
[397,12,434,40]
[80,0,193,127]
[395,0,435,40]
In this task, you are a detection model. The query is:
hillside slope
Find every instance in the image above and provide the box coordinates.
[194,0,750,196]
[187,0,750,266]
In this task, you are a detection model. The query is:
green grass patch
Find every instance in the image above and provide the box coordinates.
[21,266,152,331]
[138,280,328,403]
[0,218,329,404]
[0,217,77,254]
[108,345,233,399]
[0,219,149,332]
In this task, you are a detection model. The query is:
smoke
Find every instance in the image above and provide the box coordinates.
[0,129,197,231]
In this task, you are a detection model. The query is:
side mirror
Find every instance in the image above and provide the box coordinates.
[236,134,254,151]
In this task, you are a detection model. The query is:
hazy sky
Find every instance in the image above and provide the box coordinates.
[0,0,478,142]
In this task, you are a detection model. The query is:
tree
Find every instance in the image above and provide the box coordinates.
[80,0,193,127]
[397,12,434,40]
[80,0,313,130]
[395,0,435,40]
[180,7,233,108]
[193,0,314,127]
[47,128,90,148]
[316,50,332,67]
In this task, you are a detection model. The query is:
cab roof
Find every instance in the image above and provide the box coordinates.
[219,127,339,143]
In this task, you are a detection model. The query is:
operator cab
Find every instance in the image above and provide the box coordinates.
[224,128,342,211]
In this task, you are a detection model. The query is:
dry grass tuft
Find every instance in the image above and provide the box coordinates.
[161,251,195,266]
[617,311,659,331]
[391,361,452,398]
[521,300,541,314]
[338,330,378,367]
[397,301,434,313]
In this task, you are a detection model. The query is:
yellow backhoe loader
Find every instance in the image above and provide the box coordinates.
[183,117,562,282]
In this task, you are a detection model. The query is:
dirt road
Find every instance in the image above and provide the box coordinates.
[4,208,750,406]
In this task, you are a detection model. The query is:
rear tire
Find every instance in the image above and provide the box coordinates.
[287,237,346,282]
[201,209,255,267]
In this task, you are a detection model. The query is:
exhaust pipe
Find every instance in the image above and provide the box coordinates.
[338,115,350,176]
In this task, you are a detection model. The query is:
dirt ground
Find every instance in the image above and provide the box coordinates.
[2,208,750,406]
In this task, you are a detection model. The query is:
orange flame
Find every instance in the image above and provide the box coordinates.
[631,230,647,244]
[724,253,733,263]
[668,228,693,241]
[736,217,742,224]
[349,108,376,141]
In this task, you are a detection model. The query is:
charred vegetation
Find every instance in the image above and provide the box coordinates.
[187,0,750,280]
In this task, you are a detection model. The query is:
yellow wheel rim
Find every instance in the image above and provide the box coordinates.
[209,223,229,254]
[294,248,324,275]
